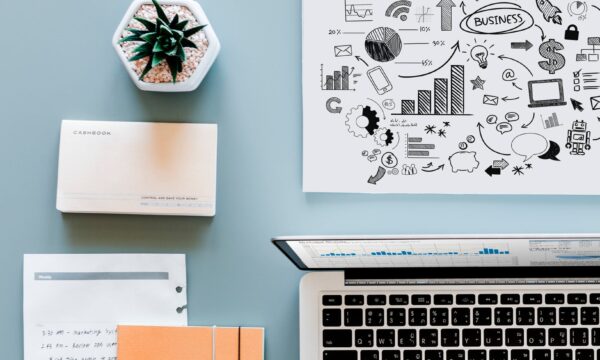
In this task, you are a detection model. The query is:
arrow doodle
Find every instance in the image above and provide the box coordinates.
[534,24,546,40]
[398,42,461,78]
[571,98,584,112]
[355,56,369,67]
[368,167,386,185]
[521,113,535,129]
[513,83,523,91]
[437,0,457,31]
[498,55,533,77]
[477,123,511,156]
[511,40,533,51]
[422,164,445,173]
[502,96,520,102]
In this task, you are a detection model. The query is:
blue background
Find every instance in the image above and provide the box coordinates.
[1,0,600,358]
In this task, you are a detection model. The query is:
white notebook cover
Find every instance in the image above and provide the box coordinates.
[57,120,217,216]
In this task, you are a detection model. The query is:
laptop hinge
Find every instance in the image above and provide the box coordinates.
[344,267,600,286]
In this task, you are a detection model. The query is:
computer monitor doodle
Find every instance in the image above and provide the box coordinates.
[528,79,567,108]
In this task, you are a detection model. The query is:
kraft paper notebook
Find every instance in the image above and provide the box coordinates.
[117,325,265,360]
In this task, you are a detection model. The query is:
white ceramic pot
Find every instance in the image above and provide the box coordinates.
[112,0,221,92]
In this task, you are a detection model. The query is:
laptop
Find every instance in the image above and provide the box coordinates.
[273,234,600,360]
[528,80,567,108]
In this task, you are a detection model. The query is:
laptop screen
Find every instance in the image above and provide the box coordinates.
[529,80,563,103]
[273,235,600,270]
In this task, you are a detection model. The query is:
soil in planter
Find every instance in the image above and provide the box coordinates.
[119,4,209,83]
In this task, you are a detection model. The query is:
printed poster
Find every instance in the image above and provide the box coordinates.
[303,0,600,194]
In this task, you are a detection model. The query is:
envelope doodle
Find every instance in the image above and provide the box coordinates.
[303,0,600,195]
[334,44,353,57]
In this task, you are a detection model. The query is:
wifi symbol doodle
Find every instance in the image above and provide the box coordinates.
[386,0,412,21]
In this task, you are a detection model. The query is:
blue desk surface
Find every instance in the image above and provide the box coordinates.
[2,0,600,358]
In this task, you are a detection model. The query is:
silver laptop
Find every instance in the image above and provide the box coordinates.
[273,234,600,360]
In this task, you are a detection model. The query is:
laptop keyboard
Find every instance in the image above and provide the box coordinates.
[321,292,600,360]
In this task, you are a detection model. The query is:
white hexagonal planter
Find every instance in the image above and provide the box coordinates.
[112,0,221,92]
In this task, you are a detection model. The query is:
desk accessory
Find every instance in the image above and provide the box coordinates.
[117,325,265,360]
[56,120,218,216]
[113,0,221,92]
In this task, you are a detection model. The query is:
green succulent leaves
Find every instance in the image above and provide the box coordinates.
[119,0,207,83]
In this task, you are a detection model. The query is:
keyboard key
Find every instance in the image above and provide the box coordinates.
[323,330,352,347]
[426,350,443,360]
[448,350,466,360]
[516,308,535,326]
[409,308,428,326]
[368,295,386,306]
[468,350,486,360]
[387,308,406,326]
[484,328,503,347]
[346,295,364,306]
[474,308,492,326]
[527,329,545,346]
[546,294,565,304]
[382,351,400,360]
[390,295,409,305]
[324,350,357,360]
[506,329,525,347]
[538,307,556,325]
[591,294,600,304]
[434,294,453,305]
[398,329,417,347]
[366,308,385,326]
[356,329,374,347]
[532,350,550,360]
[420,329,438,347]
[323,295,342,306]
[490,350,508,360]
[441,329,460,347]
[570,329,589,346]
[495,308,513,326]
[548,328,568,346]
[501,294,520,304]
[511,350,529,360]
[581,307,599,325]
[593,328,600,345]
[462,329,481,347]
[523,294,542,305]
[345,309,363,327]
[559,307,578,325]
[362,350,380,360]
[554,350,573,360]
[430,308,449,326]
[404,350,422,360]
[412,295,431,305]
[377,329,395,347]
[575,350,593,360]
[452,308,471,326]
[568,294,587,304]
[479,294,498,305]
[323,309,342,327]
[457,294,476,305]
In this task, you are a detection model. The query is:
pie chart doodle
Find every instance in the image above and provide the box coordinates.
[365,27,402,62]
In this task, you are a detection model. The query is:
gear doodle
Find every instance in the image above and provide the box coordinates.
[345,106,380,138]
[374,128,394,147]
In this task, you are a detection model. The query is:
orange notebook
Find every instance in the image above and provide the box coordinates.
[117,325,264,360]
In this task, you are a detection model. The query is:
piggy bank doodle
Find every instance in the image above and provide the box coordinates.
[448,151,480,173]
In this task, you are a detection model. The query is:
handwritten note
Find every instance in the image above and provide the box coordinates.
[35,323,118,360]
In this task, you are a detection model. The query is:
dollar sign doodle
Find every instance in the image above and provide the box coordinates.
[386,155,394,165]
[538,39,565,75]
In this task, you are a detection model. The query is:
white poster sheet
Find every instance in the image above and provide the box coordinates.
[303,0,600,194]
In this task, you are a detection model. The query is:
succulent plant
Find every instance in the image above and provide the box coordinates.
[119,0,207,82]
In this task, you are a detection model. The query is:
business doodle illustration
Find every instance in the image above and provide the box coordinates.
[303,0,600,194]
